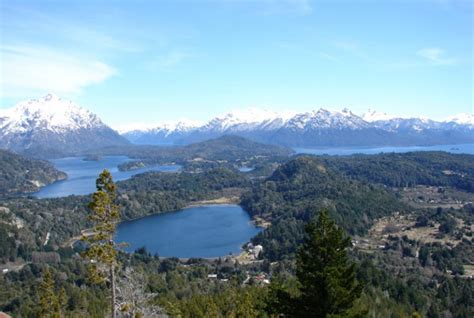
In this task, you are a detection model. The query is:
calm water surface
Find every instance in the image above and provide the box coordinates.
[294,143,474,156]
[35,156,180,198]
[115,205,262,258]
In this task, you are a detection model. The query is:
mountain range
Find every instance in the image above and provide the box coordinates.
[0,94,473,157]
[120,107,474,147]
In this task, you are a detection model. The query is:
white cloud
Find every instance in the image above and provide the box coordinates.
[0,45,116,97]
[416,47,456,65]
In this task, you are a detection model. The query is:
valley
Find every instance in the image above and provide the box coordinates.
[1,135,472,316]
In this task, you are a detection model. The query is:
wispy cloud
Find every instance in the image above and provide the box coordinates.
[416,47,457,65]
[0,45,116,97]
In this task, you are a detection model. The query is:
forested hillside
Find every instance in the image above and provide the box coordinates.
[0,150,67,196]
[321,152,474,192]
[0,167,249,263]
[112,135,292,171]
[241,156,407,260]
[0,151,472,317]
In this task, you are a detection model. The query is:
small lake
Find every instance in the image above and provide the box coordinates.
[115,205,262,258]
[294,143,474,156]
[35,156,181,198]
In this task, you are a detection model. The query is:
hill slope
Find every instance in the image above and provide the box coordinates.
[0,150,67,196]
[114,135,293,170]
[241,156,407,260]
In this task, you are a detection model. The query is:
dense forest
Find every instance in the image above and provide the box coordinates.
[84,135,293,171]
[0,149,473,317]
[321,152,474,192]
[0,167,250,264]
[0,150,67,197]
[241,156,408,260]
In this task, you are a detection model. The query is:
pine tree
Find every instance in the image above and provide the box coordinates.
[293,210,362,317]
[82,169,120,318]
[38,268,61,318]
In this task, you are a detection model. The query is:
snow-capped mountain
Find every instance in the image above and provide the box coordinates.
[120,119,201,145]
[0,94,129,157]
[3,94,470,153]
[199,108,294,132]
[120,107,474,147]
[445,113,474,127]
[285,108,369,131]
[370,117,441,132]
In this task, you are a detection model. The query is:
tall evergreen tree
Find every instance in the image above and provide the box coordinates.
[38,268,61,318]
[293,210,362,317]
[82,169,120,318]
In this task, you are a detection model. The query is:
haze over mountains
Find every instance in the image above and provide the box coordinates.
[0,94,473,157]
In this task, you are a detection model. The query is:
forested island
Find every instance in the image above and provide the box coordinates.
[0,141,473,317]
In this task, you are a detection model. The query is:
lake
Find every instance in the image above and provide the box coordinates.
[115,204,262,258]
[293,143,474,156]
[35,156,181,198]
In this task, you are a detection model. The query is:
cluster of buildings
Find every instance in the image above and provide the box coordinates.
[245,243,263,260]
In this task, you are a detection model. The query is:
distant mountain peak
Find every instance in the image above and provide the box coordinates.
[445,112,474,126]
[1,94,105,134]
[120,106,474,147]
[0,95,128,157]
[43,93,61,101]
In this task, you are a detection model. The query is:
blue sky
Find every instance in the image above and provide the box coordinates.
[0,0,472,127]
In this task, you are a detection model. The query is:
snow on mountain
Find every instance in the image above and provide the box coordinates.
[0,94,129,157]
[4,94,472,151]
[445,113,474,127]
[116,119,202,135]
[121,107,474,137]
[121,107,369,136]
[200,108,295,132]
[286,108,369,131]
[0,94,105,134]
[120,106,474,147]
[371,117,441,132]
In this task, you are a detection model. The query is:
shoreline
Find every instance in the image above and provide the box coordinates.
[183,196,241,209]
[62,197,269,260]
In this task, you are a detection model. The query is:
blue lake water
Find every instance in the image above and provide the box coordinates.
[293,143,474,156]
[35,156,181,198]
[115,204,262,258]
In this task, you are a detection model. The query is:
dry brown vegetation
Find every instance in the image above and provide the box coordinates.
[397,185,473,209]
[355,212,472,252]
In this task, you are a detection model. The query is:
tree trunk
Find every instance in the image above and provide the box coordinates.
[111,264,116,318]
